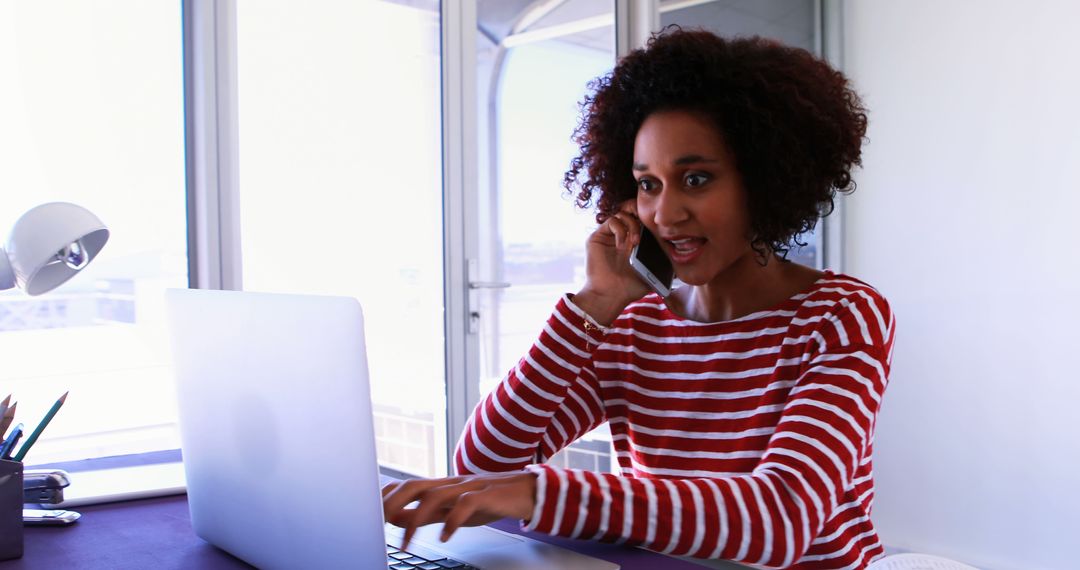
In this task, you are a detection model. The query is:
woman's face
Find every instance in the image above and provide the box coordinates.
[633,109,753,286]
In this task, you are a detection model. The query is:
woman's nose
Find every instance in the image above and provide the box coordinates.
[651,187,688,228]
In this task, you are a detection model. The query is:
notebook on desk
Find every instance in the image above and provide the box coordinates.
[165,288,618,570]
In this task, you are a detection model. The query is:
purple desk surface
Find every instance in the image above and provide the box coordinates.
[0,493,709,570]
[5,494,250,570]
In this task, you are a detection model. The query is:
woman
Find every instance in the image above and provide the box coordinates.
[383,28,893,569]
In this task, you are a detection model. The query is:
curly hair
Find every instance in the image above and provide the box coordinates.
[564,28,868,260]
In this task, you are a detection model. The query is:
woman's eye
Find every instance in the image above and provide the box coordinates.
[685,173,710,187]
[637,178,657,192]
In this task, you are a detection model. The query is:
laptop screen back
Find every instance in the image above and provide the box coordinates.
[166,289,385,569]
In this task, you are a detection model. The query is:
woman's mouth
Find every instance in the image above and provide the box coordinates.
[666,237,706,264]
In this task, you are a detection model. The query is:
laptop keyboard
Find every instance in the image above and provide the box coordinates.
[386,544,480,570]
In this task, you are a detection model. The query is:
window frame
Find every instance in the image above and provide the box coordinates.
[183,0,242,292]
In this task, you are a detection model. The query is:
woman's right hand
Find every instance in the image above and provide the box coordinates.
[574,202,651,326]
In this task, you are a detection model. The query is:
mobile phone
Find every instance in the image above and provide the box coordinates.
[23,508,81,526]
[629,226,674,298]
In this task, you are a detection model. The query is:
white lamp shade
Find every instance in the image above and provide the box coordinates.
[3,202,110,296]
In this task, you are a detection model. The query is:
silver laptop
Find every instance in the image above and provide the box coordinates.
[166,288,618,570]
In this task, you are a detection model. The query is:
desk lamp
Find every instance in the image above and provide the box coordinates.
[0,202,109,296]
[0,202,108,535]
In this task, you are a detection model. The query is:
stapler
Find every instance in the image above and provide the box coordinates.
[23,469,80,525]
[23,469,69,504]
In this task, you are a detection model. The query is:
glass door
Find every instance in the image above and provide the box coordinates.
[473,0,617,473]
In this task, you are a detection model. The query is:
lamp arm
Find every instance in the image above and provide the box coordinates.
[0,248,14,290]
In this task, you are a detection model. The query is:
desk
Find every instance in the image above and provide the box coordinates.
[0,493,718,570]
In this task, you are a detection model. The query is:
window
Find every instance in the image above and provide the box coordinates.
[235,0,447,477]
[0,1,188,463]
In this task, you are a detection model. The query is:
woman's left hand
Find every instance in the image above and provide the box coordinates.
[381,471,538,550]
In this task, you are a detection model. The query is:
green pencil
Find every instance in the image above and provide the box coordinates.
[12,391,68,462]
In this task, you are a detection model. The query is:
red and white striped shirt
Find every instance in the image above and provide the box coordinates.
[455,271,895,569]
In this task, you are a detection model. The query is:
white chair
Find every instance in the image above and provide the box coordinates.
[869,553,980,570]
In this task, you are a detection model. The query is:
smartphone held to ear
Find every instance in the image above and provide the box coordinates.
[629,227,674,298]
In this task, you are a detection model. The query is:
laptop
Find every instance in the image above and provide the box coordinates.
[165,288,619,570]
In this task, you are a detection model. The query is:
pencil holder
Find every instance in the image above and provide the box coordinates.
[0,459,23,560]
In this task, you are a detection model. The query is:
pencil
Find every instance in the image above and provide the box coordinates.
[0,396,10,433]
[0,402,16,439]
[12,392,68,462]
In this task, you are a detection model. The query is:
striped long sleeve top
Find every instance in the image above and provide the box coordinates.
[454,271,895,569]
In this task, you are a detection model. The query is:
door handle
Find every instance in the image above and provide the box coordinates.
[468,281,511,289]
[466,259,510,334]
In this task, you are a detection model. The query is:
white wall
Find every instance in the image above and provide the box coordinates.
[841,1,1080,569]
